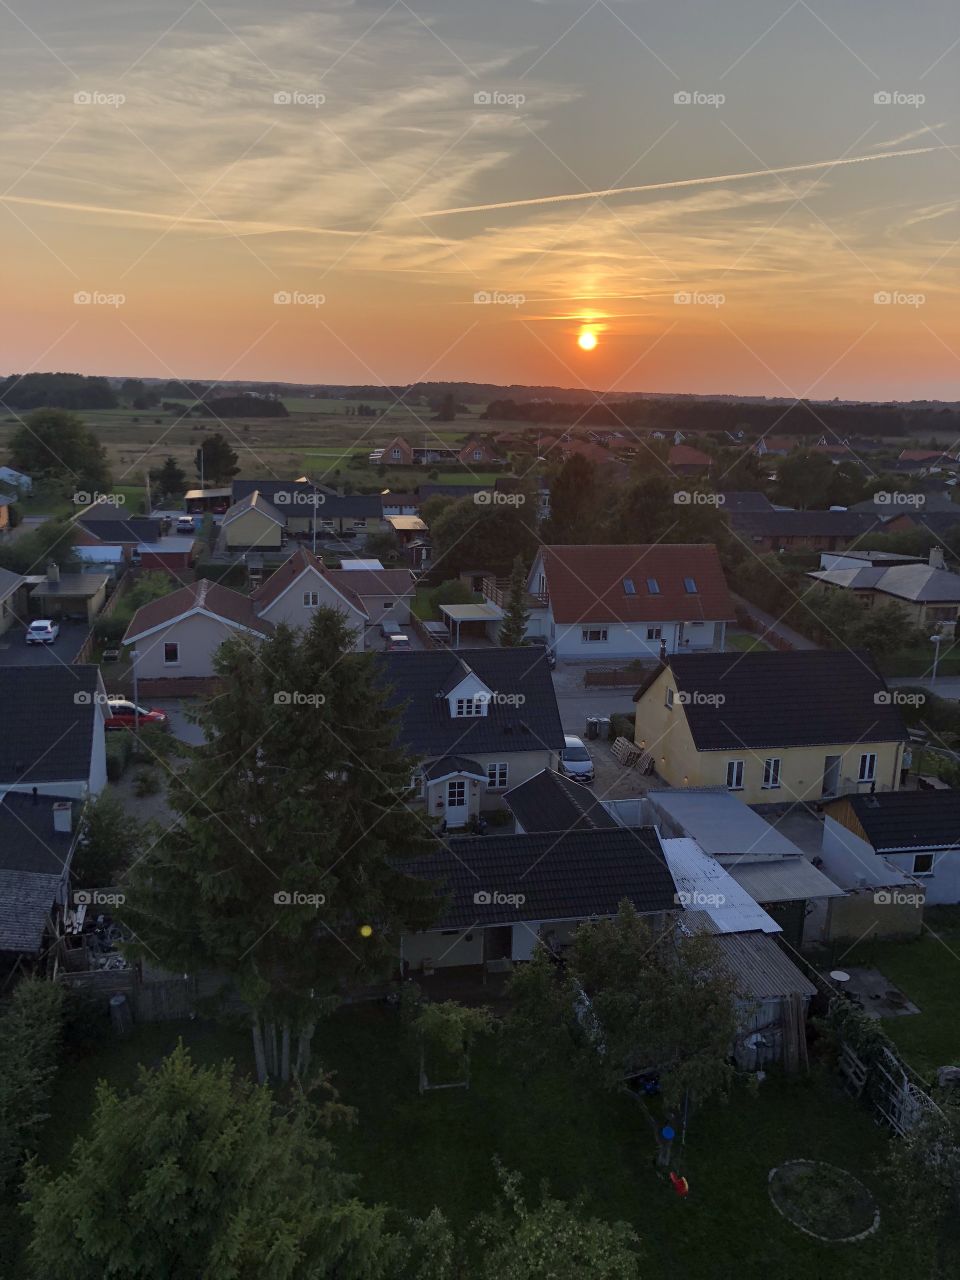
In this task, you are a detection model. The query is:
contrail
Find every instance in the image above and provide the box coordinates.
[416,145,947,218]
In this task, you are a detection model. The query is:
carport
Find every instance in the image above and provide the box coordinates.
[30,573,109,623]
[439,601,504,647]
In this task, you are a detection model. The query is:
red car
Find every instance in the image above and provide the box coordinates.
[104,697,169,731]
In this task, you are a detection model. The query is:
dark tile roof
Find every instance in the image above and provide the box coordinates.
[423,756,485,781]
[0,870,60,954]
[406,827,677,928]
[848,790,960,852]
[642,650,906,751]
[0,666,102,786]
[77,517,161,544]
[231,479,382,519]
[504,768,619,833]
[718,491,774,512]
[0,792,76,874]
[729,510,881,539]
[380,648,564,758]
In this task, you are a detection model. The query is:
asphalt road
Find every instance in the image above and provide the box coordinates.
[0,620,90,667]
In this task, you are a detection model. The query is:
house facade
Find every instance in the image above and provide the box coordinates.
[381,647,564,828]
[220,490,286,552]
[251,547,367,647]
[633,651,907,806]
[807,548,960,635]
[523,543,734,660]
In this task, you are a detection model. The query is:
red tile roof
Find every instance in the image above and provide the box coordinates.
[123,579,272,642]
[250,546,368,617]
[538,544,735,624]
[326,568,415,598]
[899,449,955,462]
[669,444,712,467]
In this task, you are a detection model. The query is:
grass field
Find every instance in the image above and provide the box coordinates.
[36,1006,923,1279]
[726,631,773,652]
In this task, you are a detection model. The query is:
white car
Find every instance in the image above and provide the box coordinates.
[559,733,595,783]
[26,620,60,645]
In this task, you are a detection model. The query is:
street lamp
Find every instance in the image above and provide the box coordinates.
[930,634,942,684]
[130,647,140,734]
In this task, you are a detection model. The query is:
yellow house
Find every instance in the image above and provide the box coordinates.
[220,490,285,552]
[634,650,907,806]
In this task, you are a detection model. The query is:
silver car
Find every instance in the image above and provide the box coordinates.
[559,733,594,783]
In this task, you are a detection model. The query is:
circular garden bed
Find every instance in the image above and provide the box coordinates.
[768,1160,880,1243]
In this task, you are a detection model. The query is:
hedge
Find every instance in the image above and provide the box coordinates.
[105,732,133,781]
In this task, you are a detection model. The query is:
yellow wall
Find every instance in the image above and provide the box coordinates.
[635,664,904,803]
[224,507,283,550]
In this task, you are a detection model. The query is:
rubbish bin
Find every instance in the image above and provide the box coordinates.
[597,715,612,740]
[585,716,599,740]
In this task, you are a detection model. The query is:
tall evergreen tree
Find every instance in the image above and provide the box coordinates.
[149,456,188,501]
[194,432,239,485]
[498,556,530,647]
[122,611,439,1082]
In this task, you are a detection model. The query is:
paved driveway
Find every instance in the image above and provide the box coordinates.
[0,620,90,667]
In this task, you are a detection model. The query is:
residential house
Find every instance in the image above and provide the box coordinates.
[457,434,503,466]
[250,546,367,644]
[668,443,712,474]
[0,666,108,799]
[75,515,161,563]
[754,435,800,457]
[0,791,79,965]
[380,436,415,466]
[824,790,960,906]
[220,490,286,552]
[0,566,25,635]
[380,647,564,828]
[522,543,734,660]
[327,562,415,625]
[727,508,881,552]
[807,547,960,633]
[30,565,109,623]
[231,480,386,539]
[633,650,907,805]
[123,579,274,687]
[896,449,960,471]
[401,826,677,971]
[718,491,775,513]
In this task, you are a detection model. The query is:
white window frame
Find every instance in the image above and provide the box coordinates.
[472,449,482,461]
[581,627,608,643]
[486,762,508,790]
[912,852,935,876]
[858,752,878,783]
[163,641,180,666]
[447,779,466,807]
[647,626,662,641]
[353,518,367,529]
[410,770,424,799]
[303,590,320,607]
[391,448,401,460]
[454,697,485,718]
[319,518,335,530]
[725,760,744,791]
[762,757,782,790]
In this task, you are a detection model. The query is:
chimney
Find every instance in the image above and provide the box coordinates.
[929,546,945,570]
[46,560,60,584]
[53,800,72,834]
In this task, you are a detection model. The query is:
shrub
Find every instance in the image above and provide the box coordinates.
[431,579,476,608]
[610,711,635,741]
[133,769,160,797]
[0,979,64,1202]
[105,732,133,781]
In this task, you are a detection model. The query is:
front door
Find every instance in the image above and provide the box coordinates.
[822,754,842,797]
[445,778,469,827]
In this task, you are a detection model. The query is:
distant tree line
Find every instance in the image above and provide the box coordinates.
[0,373,117,410]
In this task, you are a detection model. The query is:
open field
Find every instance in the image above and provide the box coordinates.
[35,1006,922,1280]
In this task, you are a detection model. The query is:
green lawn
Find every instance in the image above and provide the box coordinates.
[726,631,773,653]
[842,908,960,1078]
[37,1007,925,1278]
[412,587,439,620]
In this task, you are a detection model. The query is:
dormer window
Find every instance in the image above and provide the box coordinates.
[646,578,660,594]
[684,577,698,594]
[454,696,486,717]
[623,578,636,595]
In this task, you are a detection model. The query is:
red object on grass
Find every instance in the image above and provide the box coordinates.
[669,1172,689,1198]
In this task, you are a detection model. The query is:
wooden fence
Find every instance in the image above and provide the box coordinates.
[58,965,246,1022]
[72,568,136,663]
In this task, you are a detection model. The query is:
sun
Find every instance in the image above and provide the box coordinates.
[577,329,598,351]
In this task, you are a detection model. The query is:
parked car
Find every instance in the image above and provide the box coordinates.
[176,515,197,533]
[524,634,556,669]
[559,733,594,783]
[104,696,169,731]
[386,634,412,653]
[380,619,403,640]
[25,620,59,645]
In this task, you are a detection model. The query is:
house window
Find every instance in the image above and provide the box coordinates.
[647,627,662,641]
[913,853,935,875]
[472,449,482,461]
[447,780,466,807]
[410,770,424,798]
[303,591,320,607]
[391,448,401,460]
[684,577,699,594]
[858,752,877,783]
[582,628,608,643]
[163,642,179,666]
[646,578,660,594]
[762,757,781,789]
[726,760,744,790]
[320,519,335,530]
[353,519,366,529]
[623,578,636,595]
[382,601,393,610]
[454,697,485,717]
[487,762,508,790]
[665,687,674,709]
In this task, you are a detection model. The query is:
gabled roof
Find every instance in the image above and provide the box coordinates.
[809,563,960,603]
[251,547,368,619]
[0,666,102,786]
[0,870,61,953]
[504,768,619,833]
[406,827,678,928]
[638,650,906,750]
[221,490,285,527]
[231,478,336,504]
[0,566,24,601]
[77,517,161,544]
[729,509,881,539]
[847,790,960,853]
[537,544,734,625]
[898,449,958,463]
[380,647,564,757]
[718,491,774,512]
[123,579,273,642]
[423,756,486,782]
[325,568,414,599]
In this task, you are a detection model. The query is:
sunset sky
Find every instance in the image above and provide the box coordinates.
[2,0,959,398]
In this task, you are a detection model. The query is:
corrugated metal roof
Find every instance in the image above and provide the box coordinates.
[647,789,805,857]
[724,858,844,902]
[660,838,780,934]
[710,930,816,1000]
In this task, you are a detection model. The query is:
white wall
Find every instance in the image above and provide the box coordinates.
[259,571,365,648]
[547,614,724,660]
[885,850,960,904]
